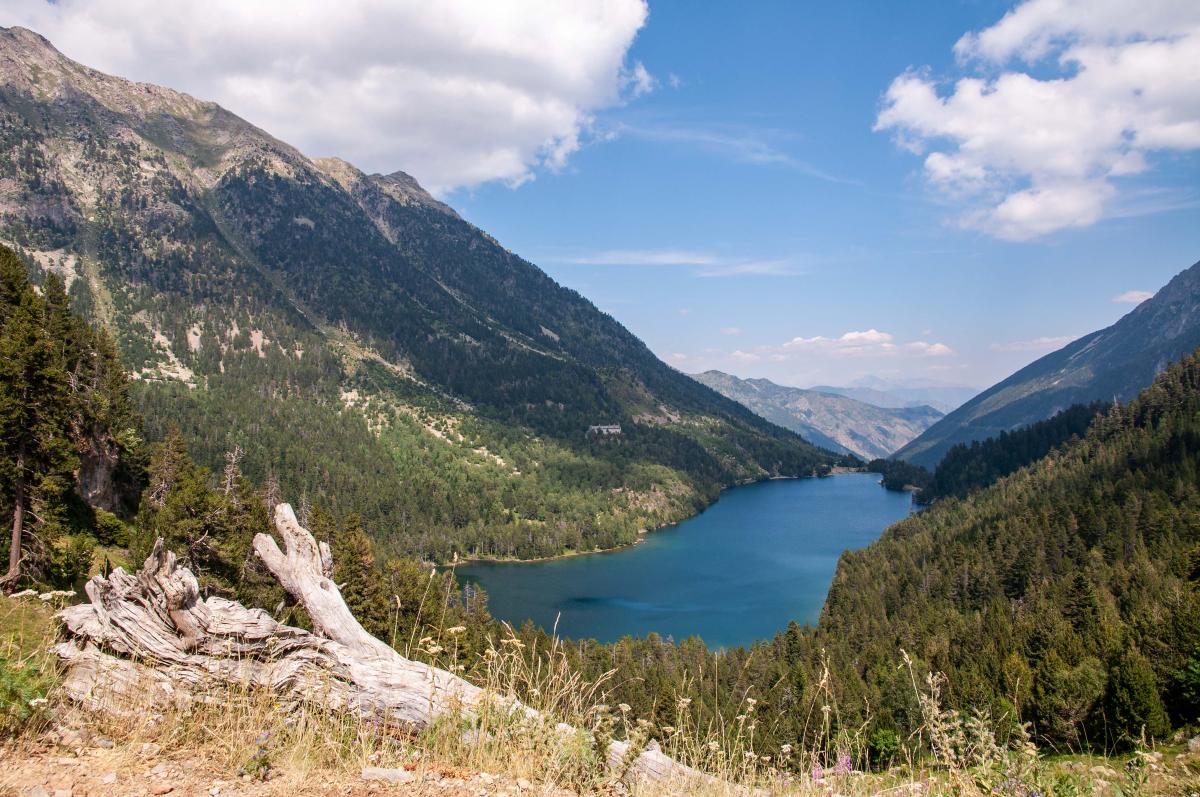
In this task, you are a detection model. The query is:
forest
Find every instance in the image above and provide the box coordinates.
[2,241,1198,765]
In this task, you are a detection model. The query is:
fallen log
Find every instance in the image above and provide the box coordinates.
[54,503,710,787]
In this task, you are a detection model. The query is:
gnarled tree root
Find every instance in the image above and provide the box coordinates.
[54,504,709,787]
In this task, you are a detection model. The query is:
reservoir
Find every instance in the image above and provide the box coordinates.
[453,473,913,649]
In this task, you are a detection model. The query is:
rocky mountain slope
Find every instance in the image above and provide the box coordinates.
[0,26,837,559]
[895,258,1200,468]
[691,370,942,460]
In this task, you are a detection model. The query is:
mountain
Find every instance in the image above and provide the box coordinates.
[809,377,978,414]
[691,370,942,460]
[812,350,1200,748]
[895,260,1200,468]
[0,27,838,560]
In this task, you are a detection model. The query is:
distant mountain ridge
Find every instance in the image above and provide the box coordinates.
[691,370,943,460]
[895,259,1200,468]
[809,379,978,414]
[0,26,837,560]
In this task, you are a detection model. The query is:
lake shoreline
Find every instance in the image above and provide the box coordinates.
[449,467,874,567]
[452,472,912,648]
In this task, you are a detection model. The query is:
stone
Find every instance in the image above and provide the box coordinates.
[27,787,51,797]
[151,785,174,795]
[361,767,417,785]
[1189,735,1200,753]
[53,790,72,797]
[101,773,117,785]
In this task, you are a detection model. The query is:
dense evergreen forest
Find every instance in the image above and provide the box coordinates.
[869,402,1109,503]
[4,239,1198,764]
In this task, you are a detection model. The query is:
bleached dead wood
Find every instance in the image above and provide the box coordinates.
[54,503,712,787]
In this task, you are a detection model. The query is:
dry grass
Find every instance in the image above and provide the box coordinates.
[1,594,1197,797]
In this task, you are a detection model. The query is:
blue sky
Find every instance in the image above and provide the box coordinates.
[444,1,1200,389]
[13,0,1200,390]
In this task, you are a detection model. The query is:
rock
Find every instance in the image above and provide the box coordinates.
[361,767,417,785]
[101,773,117,785]
[1189,735,1200,753]
[93,736,115,749]
[150,763,168,776]
[516,778,532,790]
[53,790,72,797]
[27,787,51,797]
[151,785,175,795]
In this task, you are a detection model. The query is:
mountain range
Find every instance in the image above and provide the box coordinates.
[896,259,1200,468]
[808,377,978,414]
[691,370,943,460]
[0,26,838,560]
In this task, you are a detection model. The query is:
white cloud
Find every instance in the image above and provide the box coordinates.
[567,249,716,266]
[731,350,761,362]
[7,0,650,194]
[782,329,953,359]
[989,335,1077,352]
[1113,289,1154,304]
[720,326,741,335]
[561,249,802,277]
[875,0,1200,240]
[838,329,893,345]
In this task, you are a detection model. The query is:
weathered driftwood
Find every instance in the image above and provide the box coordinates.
[54,503,708,787]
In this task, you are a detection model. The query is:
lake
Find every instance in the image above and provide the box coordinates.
[453,473,913,648]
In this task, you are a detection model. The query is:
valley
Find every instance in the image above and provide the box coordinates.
[2,6,1200,797]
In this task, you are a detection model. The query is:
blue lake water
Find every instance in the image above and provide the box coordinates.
[453,473,913,649]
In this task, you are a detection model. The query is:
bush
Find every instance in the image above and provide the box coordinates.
[867,727,902,769]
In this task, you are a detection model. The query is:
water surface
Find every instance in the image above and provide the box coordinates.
[454,473,912,648]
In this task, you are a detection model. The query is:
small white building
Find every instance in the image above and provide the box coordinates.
[587,424,622,436]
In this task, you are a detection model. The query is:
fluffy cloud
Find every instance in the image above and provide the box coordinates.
[875,0,1200,240]
[1113,289,1154,304]
[783,329,952,358]
[720,326,741,335]
[562,249,800,277]
[989,335,1077,353]
[7,0,649,193]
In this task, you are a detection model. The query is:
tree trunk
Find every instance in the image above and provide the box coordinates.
[3,447,25,586]
[53,503,714,788]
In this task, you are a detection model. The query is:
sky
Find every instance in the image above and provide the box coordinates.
[7,0,1200,389]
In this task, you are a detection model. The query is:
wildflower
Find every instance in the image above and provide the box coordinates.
[836,752,852,775]
[812,764,824,781]
[780,744,793,755]
[676,697,692,709]
[445,626,466,635]
[28,697,48,707]
[760,755,771,763]
[736,714,747,722]
[424,644,444,655]
[661,725,675,734]
[418,636,434,646]
[743,751,756,760]
[707,740,719,752]
[618,703,631,713]
[11,589,36,599]
[745,697,756,706]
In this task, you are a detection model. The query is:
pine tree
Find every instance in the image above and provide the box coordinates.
[0,250,79,587]
[332,513,388,638]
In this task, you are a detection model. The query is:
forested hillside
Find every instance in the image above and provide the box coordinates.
[0,247,142,587]
[815,352,1200,748]
[918,401,1108,504]
[0,27,838,560]
[896,259,1200,468]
